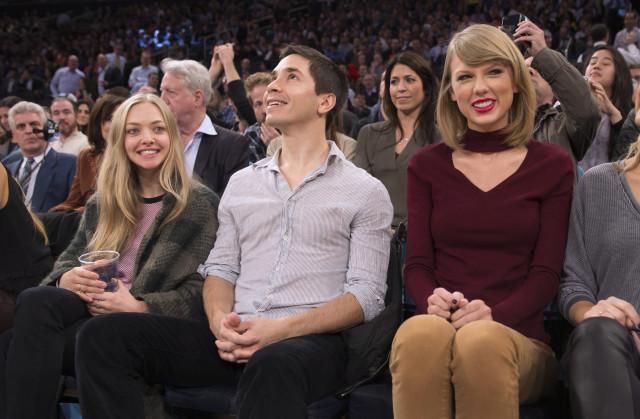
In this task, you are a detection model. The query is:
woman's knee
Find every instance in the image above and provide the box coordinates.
[391,314,456,367]
[566,317,634,364]
[77,313,135,352]
[13,287,75,324]
[15,286,63,308]
[393,315,455,349]
[453,320,517,363]
[572,317,629,345]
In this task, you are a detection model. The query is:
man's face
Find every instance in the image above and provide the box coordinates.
[363,74,375,90]
[68,56,79,71]
[51,99,78,137]
[160,72,199,126]
[141,51,151,67]
[626,12,637,30]
[0,107,10,133]
[97,54,107,67]
[13,112,47,157]
[265,54,327,130]
[249,83,268,124]
[148,73,159,87]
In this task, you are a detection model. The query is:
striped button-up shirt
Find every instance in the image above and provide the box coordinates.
[199,141,393,321]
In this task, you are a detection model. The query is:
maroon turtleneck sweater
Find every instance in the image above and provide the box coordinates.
[405,129,574,342]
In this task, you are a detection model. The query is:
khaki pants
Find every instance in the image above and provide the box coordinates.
[390,315,557,419]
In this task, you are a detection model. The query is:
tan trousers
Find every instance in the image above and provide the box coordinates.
[390,315,557,419]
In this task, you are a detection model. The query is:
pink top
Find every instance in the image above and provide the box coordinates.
[118,196,163,289]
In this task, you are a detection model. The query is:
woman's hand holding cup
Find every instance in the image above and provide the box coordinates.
[59,266,107,303]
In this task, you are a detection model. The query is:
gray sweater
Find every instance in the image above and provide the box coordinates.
[559,163,640,319]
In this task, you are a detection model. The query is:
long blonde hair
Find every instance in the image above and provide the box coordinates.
[88,93,191,252]
[436,24,536,150]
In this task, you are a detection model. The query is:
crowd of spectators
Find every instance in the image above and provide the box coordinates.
[0,0,633,107]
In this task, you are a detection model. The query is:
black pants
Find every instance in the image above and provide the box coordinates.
[0,286,90,419]
[563,317,640,419]
[75,312,348,419]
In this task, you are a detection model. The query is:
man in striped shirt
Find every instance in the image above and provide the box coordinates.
[75,45,393,419]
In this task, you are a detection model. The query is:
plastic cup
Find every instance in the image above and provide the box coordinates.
[78,251,120,292]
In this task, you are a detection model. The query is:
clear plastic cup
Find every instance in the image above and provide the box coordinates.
[78,251,120,292]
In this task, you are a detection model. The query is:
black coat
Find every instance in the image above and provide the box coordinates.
[194,124,250,197]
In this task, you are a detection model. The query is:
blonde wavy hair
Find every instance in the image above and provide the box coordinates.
[436,24,536,150]
[619,138,640,173]
[88,93,191,252]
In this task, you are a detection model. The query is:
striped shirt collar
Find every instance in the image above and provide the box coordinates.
[256,140,345,174]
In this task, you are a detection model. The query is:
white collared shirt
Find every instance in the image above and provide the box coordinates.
[20,145,50,207]
[183,114,217,177]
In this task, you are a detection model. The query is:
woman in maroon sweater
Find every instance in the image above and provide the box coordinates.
[390,24,574,419]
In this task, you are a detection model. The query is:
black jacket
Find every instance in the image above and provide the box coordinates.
[194,124,250,197]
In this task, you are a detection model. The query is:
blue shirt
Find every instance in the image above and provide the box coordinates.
[50,67,85,96]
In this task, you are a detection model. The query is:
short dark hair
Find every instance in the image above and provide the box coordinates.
[87,94,126,156]
[52,96,78,113]
[0,96,23,109]
[279,44,348,135]
[591,24,609,43]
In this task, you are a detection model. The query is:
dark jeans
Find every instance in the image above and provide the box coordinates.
[0,286,90,419]
[563,317,640,419]
[75,312,348,419]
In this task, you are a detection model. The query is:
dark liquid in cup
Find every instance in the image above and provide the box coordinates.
[95,263,118,292]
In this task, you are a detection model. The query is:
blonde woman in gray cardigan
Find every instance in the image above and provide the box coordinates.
[0,94,218,419]
[559,137,640,419]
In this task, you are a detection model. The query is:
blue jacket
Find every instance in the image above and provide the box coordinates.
[5,148,76,213]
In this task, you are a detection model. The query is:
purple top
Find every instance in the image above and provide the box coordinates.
[118,196,163,289]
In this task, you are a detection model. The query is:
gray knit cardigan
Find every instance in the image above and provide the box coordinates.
[41,183,219,320]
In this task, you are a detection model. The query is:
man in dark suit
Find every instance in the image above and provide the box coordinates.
[159,58,249,197]
[4,101,75,212]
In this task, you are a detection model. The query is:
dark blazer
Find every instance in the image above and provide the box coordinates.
[193,124,249,197]
[6,148,76,213]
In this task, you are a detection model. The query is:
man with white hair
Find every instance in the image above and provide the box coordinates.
[50,55,85,97]
[160,58,248,196]
[4,101,75,212]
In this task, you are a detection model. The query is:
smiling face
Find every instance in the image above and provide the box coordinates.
[586,49,615,90]
[449,54,516,133]
[264,54,321,129]
[124,102,170,176]
[389,63,425,116]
